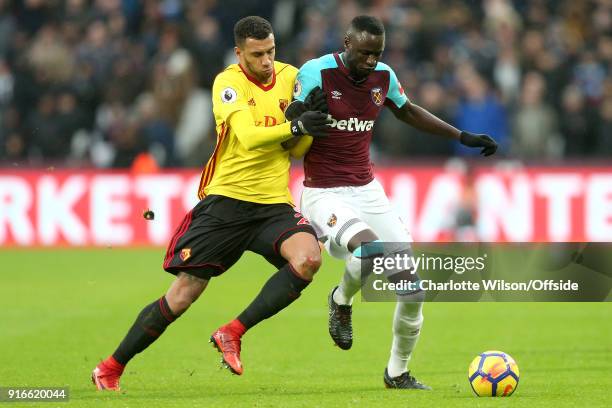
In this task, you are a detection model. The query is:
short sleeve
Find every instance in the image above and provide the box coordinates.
[212,73,250,123]
[293,59,322,102]
[384,66,409,109]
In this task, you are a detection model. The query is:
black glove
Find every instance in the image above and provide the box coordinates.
[290,111,332,138]
[460,131,498,156]
[285,100,306,120]
[304,86,328,113]
[285,86,328,120]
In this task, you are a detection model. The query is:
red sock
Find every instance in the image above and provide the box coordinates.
[226,319,247,337]
[103,356,125,373]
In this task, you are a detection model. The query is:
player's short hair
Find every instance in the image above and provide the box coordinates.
[234,16,273,47]
[349,15,385,36]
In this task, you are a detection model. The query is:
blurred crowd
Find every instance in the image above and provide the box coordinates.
[0,0,610,169]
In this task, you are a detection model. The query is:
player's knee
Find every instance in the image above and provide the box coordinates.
[306,252,323,273]
[291,251,322,280]
[397,287,426,304]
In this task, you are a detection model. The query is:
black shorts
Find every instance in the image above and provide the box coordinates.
[163,195,317,280]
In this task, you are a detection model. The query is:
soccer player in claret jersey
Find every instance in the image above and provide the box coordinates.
[285,16,498,389]
[91,16,332,391]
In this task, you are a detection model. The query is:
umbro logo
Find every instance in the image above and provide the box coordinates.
[331,90,342,99]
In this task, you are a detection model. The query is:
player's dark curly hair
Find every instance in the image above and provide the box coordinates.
[349,15,385,36]
[234,16,273,47]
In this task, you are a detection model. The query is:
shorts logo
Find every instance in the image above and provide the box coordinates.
[180,248,192,262]
[327,214,337,227]
[371,87,384,106]
[279,98,288,112]
[293,79,302,98]
[221,87,237,104]
[294,211,309,225]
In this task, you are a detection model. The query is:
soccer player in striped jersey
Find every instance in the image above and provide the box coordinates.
[92,16,331,391]
[286,15,498,389]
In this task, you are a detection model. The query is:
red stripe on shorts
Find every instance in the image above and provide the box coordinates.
[163,209,194,269]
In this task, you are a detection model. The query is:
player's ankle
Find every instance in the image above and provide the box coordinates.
[386,366,407,378]
[386,358,409,378]
[225,319,247,337]
[104,356,126,373]
[333,286,353,305]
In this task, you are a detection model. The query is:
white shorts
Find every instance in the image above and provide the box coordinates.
[300,179,412,260]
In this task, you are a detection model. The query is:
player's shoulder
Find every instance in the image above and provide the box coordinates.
[300,53,338,73]
[375,61,407,101]
[213,64,245,87]
[374,61,396,76]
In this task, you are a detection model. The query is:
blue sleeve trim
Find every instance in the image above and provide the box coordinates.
[353,239,385,257]
[294,54,337,102]
[375,62,408,108]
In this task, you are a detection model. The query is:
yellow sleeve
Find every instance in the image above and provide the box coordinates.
[288,136,313,158]
[229,110,294,151]
[212,74,249,123]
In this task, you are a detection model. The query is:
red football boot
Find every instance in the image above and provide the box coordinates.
[210,322,245,375]
[91,357,124,391]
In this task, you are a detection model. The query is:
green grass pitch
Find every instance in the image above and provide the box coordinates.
[1,248,611,407]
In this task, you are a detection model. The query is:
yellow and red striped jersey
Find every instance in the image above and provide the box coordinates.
[198,61,298,205]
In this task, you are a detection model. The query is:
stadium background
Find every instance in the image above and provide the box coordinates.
[0,1,610,407]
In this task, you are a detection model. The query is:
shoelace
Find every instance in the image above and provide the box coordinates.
[397,372,421,387]
[337,307,352,325]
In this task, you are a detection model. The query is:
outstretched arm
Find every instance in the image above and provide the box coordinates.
[230,109,330,151]
[387,100,498,156]
[387,99,460,139]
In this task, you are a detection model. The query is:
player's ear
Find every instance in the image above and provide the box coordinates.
[234,46,241,59]
[344,34,350,50]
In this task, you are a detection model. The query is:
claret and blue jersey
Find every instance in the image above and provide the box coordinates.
[294,52,408,188]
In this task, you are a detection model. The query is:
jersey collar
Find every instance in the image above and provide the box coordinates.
[238,64,276,91]
[334,52,350,76]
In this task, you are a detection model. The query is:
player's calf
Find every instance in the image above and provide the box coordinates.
[91,295,177,391]
[214,261,315,375]
[91,273,207,390]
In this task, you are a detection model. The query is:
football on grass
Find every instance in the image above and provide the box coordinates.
[468,350,519,397]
